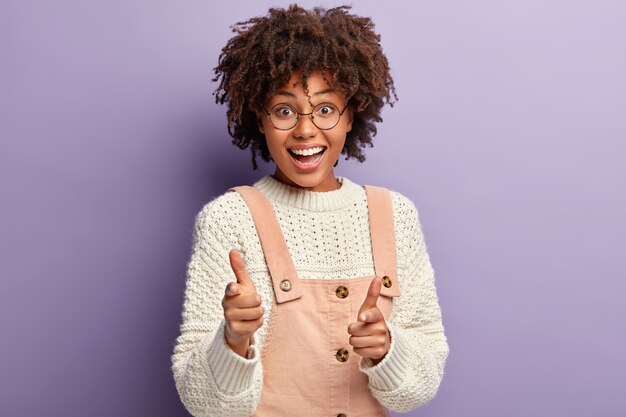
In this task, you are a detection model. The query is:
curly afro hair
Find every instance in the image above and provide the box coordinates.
[212,4,398,170]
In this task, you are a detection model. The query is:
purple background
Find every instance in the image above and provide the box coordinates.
[1,1,625,416]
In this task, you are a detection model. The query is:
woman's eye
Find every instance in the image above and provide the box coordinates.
[315,105,336,117]
[274,107,295,118]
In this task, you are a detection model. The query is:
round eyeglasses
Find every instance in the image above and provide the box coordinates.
[262,102,349,131]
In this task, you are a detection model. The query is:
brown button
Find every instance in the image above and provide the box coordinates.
[381,275,392,288]
[335,348,349,362]
[335,286,349,299]
[279,279,292,292]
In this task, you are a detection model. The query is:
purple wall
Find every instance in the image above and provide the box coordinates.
[2,1,625,416]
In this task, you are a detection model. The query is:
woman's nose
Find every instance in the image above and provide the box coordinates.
[291,113,318,138]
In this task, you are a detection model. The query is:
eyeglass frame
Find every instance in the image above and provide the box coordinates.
[261,102,350,131]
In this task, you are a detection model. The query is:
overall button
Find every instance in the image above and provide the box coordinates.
[381,275,392,288]
[279,279,292,292]
[335,286,349,299]
[335,348,349,362]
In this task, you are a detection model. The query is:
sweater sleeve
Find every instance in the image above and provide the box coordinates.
[170,197,263,417]
[358,193,449,412]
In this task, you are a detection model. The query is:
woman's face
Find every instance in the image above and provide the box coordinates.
[258,69,352,192]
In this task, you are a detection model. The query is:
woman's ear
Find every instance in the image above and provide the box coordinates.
[257,115,265,134]
[345,106,353,133]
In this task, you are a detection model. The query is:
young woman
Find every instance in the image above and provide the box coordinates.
[171,5,449,416]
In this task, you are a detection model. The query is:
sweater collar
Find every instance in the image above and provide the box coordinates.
[253,174,364,212]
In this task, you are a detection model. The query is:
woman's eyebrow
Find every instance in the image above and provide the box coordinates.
[312,88,334,96]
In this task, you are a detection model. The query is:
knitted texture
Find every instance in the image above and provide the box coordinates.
[171,175,449,416]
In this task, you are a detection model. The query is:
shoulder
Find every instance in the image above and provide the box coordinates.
[381,188,426,258]
[365,184,420,226]
[192,188,252,242]
[388,189,420,223]
[361,181,423,232]
[358,180,421,226]
[196,188,247,222]
[359,180,416,211]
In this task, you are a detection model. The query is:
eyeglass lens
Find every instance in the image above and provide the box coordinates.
[269,103,342,130]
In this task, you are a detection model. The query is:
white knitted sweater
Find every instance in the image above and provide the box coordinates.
[171,175,449,416]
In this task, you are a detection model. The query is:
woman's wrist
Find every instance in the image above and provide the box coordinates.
[225,334,251,357]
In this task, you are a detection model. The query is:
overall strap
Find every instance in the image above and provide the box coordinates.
[229,186,303,304]
[364,185,401,297]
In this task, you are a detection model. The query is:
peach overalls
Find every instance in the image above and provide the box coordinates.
[230,184,401,417]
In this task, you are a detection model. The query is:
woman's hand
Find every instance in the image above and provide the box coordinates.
[347,277,391,364]
[221,249,265,357]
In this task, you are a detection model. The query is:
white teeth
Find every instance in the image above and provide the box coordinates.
[290,146,324,156]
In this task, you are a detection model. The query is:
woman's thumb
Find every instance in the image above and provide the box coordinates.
[358,276,382,318]
[229,249,256,292]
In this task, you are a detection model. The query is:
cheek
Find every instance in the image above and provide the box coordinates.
[263,131,288,157]
[329,131,348,151]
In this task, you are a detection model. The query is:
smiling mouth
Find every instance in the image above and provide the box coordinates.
[288,147,327,165]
